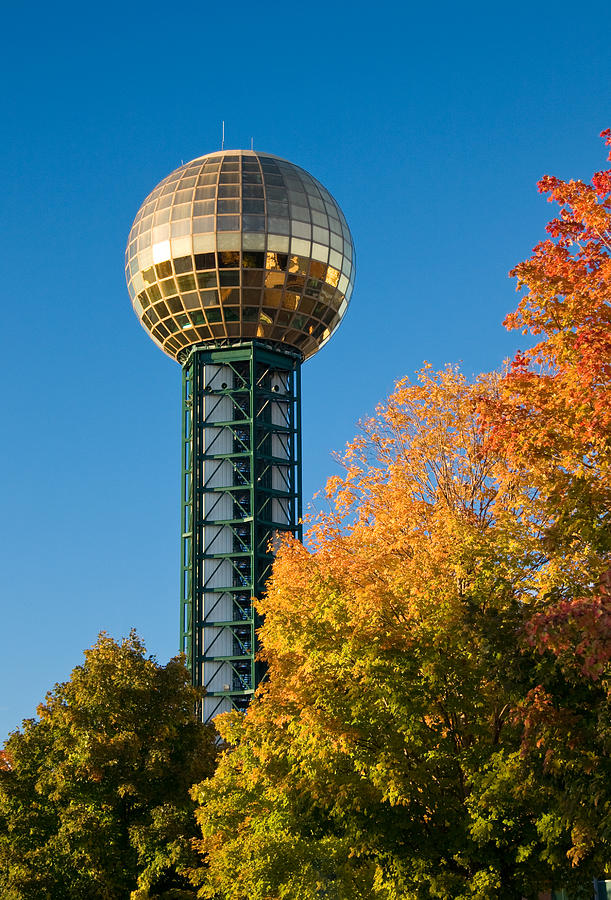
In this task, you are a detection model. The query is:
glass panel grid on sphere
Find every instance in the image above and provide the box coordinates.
[125,150,355,361]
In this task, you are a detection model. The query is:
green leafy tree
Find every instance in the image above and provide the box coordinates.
[0,631,216,900]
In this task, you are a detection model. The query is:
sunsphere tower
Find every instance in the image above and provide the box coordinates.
[126,150,355,722]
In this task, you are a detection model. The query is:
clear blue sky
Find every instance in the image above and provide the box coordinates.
[2,0,610,740]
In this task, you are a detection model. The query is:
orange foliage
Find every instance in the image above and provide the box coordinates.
[255,367,532,740]
[484,130,611,492]
[525,566,611,681]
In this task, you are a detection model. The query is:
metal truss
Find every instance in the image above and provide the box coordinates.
[180,341,302,721]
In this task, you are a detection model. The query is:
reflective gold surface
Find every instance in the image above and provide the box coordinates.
[125,150,354,360]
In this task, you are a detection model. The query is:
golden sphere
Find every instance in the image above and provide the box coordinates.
[125,150,355,361]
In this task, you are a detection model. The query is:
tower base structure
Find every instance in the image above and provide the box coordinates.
[180,341,302,722]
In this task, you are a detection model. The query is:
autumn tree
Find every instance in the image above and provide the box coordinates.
[479,132,611,877]
[189,365,607,898]
[0,631,216,900]
[189,134,611,899]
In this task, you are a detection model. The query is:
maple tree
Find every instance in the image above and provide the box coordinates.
[0,631,216,900]
[479,132,611,878]
[190,135,611,898]
[189,367,607,898]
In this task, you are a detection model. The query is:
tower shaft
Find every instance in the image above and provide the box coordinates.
[180,341,302,721]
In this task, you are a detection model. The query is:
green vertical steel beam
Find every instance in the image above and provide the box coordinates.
[180,359,194,672]
[180,340,302,721]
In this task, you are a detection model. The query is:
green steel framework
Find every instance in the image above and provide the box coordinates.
[180,341,302,720]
